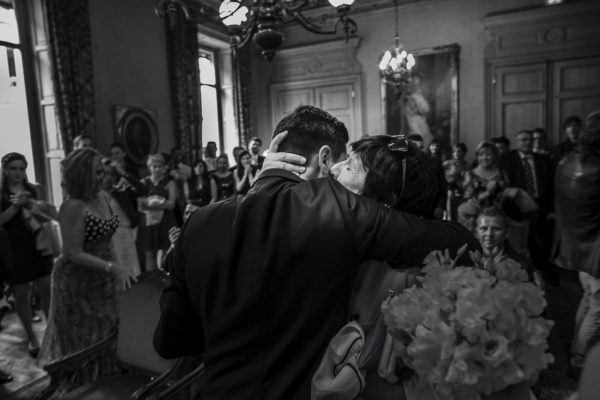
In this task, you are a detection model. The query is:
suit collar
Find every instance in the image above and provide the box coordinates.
[253,169,304,187]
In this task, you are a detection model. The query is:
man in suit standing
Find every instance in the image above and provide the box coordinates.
[154,105,479,400]
[498,129,555,281]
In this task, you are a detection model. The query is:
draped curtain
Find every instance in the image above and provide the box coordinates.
[45,0,95,154]
[164,11,200,165]
[232,45,253,146]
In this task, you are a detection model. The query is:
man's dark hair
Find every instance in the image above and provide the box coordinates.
[490,136,511,147]
[532,128,546,138]
[73,134,92,147]
[273,105,348,161]
[563,115,583,129]
[249,137,262,145]
[580,110,600,150]
[351,135,437,218]
[453,142,468,153]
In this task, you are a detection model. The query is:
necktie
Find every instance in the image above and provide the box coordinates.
[522,156,536,197]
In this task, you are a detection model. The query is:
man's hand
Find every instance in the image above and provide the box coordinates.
[260,131,307,175]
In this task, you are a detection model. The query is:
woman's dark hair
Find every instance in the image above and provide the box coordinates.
[453,142,468,153]
[190,159,210,188]
[351,135,437,218]
[563,115,582,129]
[236,150,251,171]
[0,153,36,202]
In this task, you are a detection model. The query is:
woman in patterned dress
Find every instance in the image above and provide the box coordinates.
[463,141,509,208]
[39,149,137,389]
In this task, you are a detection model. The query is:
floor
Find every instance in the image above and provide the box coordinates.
[0,312,48,400]
[0,284,583,400]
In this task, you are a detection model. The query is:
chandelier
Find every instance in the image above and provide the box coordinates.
[156,0,358,61]
[378,0,415,97]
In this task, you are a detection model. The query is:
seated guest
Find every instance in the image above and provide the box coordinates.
[555,115,583,162]
[233,150,259,196]
[184,159,213,210]
[203,141,218,173]
[229,146,246,172]
[457,200,480,234]
[210,154,236,202]
[248,137,265,169]
[475,206,538,283]
[463,141,508,208]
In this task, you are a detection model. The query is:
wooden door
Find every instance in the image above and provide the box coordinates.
[493,63,548,140]
[271,79,360,143]
[552,57,600,144]
[315,83,358,142]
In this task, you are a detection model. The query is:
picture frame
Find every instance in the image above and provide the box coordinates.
[114,105,159,165]
[381,44,460,153]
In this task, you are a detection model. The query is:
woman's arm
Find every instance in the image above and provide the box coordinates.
[210,179,218,203]
[159,180,177,210]
[234,170,249,192]
[0,203,21,226]
[183,181,190,203]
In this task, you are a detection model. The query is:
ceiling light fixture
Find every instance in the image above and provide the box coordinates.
[156,0,358,61]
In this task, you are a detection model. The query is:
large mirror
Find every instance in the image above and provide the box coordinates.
[382,44,460,152]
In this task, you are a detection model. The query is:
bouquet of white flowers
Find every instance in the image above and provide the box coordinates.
[381,246,553,399]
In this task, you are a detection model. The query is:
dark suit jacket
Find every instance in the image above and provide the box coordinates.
[498,150,555,216]
[154,169,480,400]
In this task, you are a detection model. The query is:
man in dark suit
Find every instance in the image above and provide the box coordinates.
[248,136,265,169]
[154,105,479,400]
[498,129,555,280]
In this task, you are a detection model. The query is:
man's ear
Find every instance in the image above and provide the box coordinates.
[317,145,333,176]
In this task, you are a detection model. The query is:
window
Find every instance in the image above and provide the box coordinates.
[198,45,237,165]
[199,49,222,152]
[0,3,35,180]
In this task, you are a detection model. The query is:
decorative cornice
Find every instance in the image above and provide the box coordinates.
[270,37,361,83]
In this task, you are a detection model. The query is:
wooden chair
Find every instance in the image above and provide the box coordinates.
[36,270,204,400]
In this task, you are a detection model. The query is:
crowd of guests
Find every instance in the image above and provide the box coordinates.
[0,134,266,385]
[0,107,598,399]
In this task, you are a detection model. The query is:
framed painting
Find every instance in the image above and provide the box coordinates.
[382,44,460,153]
[114,105,159,165]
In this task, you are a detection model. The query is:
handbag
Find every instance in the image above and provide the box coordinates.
[311,321,366,400]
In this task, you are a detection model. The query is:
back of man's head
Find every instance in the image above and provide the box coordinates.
[580,110,600,151]
[273,105,349,162]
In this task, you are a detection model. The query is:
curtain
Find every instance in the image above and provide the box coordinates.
[45,0,95,154]
[164,11,200,165]
[232,45,253,146]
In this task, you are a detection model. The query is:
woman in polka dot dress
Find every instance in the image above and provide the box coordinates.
[39,149,137,392]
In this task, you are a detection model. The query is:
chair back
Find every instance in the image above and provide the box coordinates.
[116,270,176,376]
